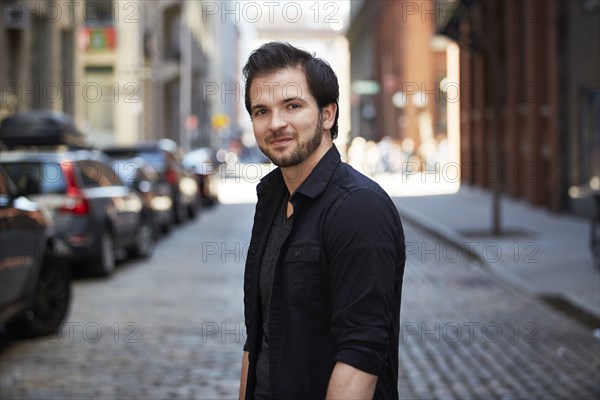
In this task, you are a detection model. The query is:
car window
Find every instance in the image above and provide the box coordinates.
[111,160,140,187]
[1,162,67,195]
[104,149,139,159]
[77,160,122,188]
[137,150,166,172]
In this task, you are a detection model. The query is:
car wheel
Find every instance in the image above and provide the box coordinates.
[161,220,171,235]
[6,253,71,338]
[174,196,187,224]
[202,196,216,208]
[90,231,115,277]
[187,202,198,220]
[130,219,155,259]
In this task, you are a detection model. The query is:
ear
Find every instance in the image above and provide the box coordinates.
[321,103,337,131]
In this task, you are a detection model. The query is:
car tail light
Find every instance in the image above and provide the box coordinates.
[59,161,90,215]
[166,168,178,185]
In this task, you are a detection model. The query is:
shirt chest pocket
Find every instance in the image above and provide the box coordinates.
[285,241,323,305]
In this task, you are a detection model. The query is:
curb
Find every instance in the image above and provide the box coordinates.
[393,200,490,269]
[393,200,600,327]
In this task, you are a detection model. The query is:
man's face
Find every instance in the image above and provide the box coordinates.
[249,67,327,168]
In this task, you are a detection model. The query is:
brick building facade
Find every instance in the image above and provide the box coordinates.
[442,0,599,213]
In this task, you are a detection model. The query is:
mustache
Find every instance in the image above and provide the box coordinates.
[268,131,296,141]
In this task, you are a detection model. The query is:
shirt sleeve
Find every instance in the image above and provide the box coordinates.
[323,188,404,376]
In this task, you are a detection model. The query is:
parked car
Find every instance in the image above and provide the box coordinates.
[182,147,218,207]
[0,111,154,277]
[111,157,174,235]
[103,140,198,224]
[0,166,71,338]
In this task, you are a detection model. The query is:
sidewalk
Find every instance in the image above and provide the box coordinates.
[389,184,600,321]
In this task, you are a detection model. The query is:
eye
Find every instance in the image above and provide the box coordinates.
[253,109,267,117]
[288,103,301,110]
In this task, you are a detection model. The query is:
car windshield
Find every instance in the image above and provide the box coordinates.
[1,162,67,195]
[106,149,166,172]
[111,160,140,187]
[136,151,166,172]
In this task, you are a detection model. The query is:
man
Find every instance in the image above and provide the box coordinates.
[240,42,406,400]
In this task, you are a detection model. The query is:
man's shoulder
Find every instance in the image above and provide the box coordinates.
[330,161,389,200]
[323,162,404,240]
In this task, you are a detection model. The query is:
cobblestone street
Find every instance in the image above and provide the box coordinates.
[1,200,599,399]
[398,226,600,399]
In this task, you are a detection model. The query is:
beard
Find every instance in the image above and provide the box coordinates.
[260,114,324,168]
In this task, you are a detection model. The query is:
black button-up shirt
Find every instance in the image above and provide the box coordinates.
[243,145,406,399]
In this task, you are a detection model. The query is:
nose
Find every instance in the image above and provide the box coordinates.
[268,109,288,132]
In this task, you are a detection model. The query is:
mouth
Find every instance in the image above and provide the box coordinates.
[269,136,294,147]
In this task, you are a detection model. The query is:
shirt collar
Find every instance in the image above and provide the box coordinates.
[257,165,284,196]
[293,144,341,200]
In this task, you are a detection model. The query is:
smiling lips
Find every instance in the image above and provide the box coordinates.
[270,136,294,147]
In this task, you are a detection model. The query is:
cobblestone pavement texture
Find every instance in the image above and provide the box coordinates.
[0,202,599,400]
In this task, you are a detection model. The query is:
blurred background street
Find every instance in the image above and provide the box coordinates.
[1,177,599,399]
[1,0,599,399]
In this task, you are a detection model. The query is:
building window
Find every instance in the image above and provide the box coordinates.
[163,6,181,61]
[30,15,50,109]
[84,0,114,26]
[84,66,114,136]
[61,30,75,116]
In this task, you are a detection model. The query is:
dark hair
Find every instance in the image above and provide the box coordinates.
[242,42,340,140]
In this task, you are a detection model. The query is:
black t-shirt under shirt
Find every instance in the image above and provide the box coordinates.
[254,193,294,399]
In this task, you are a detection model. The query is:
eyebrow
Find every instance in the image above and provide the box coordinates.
[282,97,307,105]
[250,97,307,114]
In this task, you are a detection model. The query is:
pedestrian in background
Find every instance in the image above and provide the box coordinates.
[239,41,406,400]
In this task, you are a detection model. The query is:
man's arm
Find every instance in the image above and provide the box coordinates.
[326,361,377,400]
[323,189,403,395]
[239,351,249,400]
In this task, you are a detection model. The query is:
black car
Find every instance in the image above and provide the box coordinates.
[0,166,71,338]
[104,140,198,224]
[111,157,174,235]
[0,111,155,277]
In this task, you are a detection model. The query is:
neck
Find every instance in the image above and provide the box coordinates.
[281,141,333,195]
